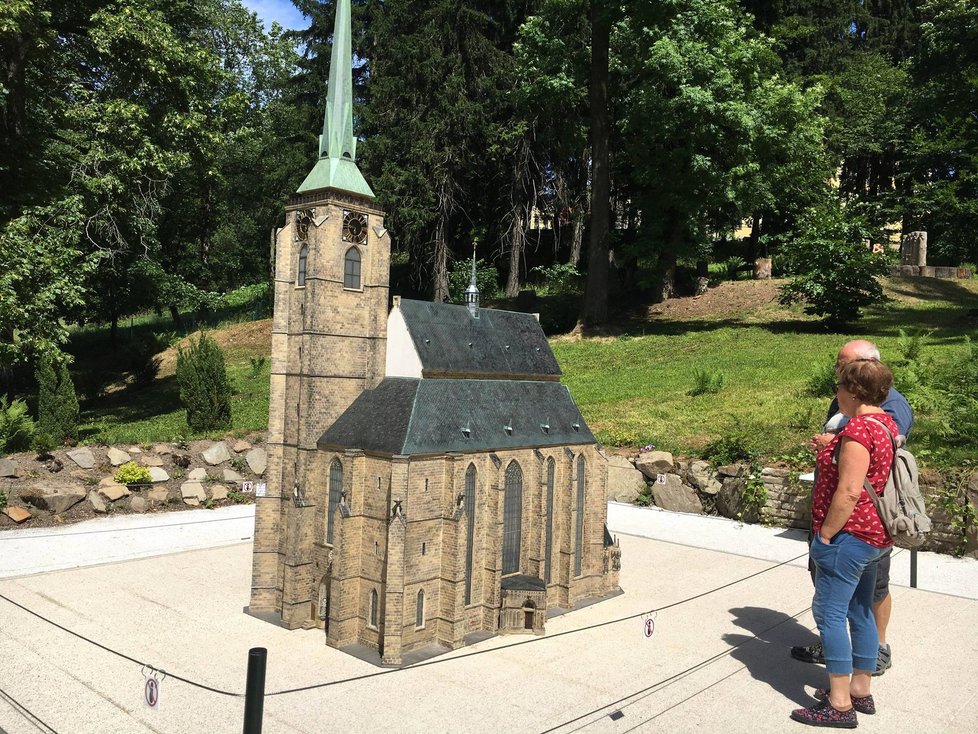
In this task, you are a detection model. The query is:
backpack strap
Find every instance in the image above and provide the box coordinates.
[862,416,898,503]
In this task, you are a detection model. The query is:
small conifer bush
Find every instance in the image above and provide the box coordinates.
[114,461,152,485]
[35,354,79,445]
[176,333,232,432]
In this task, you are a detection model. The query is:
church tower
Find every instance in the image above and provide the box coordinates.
[248,0,390,629]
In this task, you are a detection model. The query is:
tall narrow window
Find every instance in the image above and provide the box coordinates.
[416,589,425,628]
[574,455,586,576]
[297,244,308,286]
[502,461,523,575]
[545,458,555,584]
[369,589,378,627]
[464,464,477,605]
[344,247,361,289]
[327,459,343,545]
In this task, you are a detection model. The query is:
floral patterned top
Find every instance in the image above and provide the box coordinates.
[812,413,896,549]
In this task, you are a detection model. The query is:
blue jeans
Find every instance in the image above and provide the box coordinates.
[810,532,886,675]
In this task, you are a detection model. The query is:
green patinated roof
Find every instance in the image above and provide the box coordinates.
[318,377,595,456]
[296,0,374,199]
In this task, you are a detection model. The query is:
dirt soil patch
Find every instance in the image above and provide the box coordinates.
[645,279,783,320]
[158,319,273,376]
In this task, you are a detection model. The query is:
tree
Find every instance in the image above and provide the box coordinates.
[778,199,889,328]
[35,353,79,444]
[176,333,232,432]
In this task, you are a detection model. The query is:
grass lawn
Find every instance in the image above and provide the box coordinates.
[70,276,978,466]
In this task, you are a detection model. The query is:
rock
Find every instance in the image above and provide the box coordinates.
[107,447,131,466]
[188,468,207,481]
[147,486,169,504]
[20,484,86,514]
[223,469,243,482]
[761,467,790,478]
[66,447,96,469]
[184,497,200,507]
[3,506,31,523]
[688,460,722,495]
[717,464,745,478]
[716,477,749,520]
[129,496,149,513]
[98,482,130,502]
[148,467,169,483]
[202,442,231,466]
[128,445,143,454]
[44,458,63,473]
[232,439,251,453]
[965,471,978,509]
[246,448,266,476]
[173,454,191,469]
[606,455,648,504]
[209,484,229,501]
[652,475,704,514]
[139,455,164,467]
[88,490,107,514]
[154,444,174,455]
[181,481,206,503]
[0,458,21,478]
[634,451,674,479]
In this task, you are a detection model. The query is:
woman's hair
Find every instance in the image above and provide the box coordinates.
[838,358,893,406]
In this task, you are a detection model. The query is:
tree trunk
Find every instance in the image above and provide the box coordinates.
[658,249,677,303]
[580,1,611,327]
[169,305,185,331]
[694,259,709,296]
[505,208,524,298]
[432,219,450,303]
[568,207,585,267]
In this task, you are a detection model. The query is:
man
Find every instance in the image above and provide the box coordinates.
[790,339,913,676]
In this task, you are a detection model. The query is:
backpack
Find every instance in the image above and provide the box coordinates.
[863,417,932,549]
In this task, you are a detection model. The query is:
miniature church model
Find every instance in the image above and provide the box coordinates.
[247,0,620,665]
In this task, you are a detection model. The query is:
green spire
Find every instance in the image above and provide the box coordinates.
[296,0,375,198]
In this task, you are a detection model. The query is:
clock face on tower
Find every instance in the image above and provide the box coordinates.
[343,210,368,245]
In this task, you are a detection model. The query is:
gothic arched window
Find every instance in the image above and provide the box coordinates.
[416,589,425,628]
[344,247,361,289]
[297,244,308,286]
[574,455,586,576]
[464,464,477,605]
[327,459,342,545]
[369,588,378,627]
[545,457,556,584]
[502,461,523,575]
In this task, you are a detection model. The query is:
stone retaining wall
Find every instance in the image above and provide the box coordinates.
[608,450,978,558]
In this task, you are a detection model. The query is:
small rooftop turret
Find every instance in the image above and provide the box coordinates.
[464,243,480,318]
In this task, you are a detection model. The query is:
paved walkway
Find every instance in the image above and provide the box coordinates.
[0,503,976,733]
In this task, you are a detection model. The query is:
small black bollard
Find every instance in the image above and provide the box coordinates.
[910,549,918,589]
[243,647,267,734]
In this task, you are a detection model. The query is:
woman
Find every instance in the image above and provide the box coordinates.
[791,358,896,728]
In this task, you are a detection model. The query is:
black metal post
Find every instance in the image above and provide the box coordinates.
[243,647,267,734]
[910,549,918,589]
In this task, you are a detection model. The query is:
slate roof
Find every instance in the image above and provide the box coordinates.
[397,299,560,378]
[319,377,594,455]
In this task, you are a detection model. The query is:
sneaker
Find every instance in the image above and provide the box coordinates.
[790,699,857,728]
[873,644,891,676]
[814,688,876,715]
[791,641,825,665]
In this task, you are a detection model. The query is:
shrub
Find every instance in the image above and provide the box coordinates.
[448,258,500,303]
[249,357,267,380]
[530,262,583,296]
[689,369,725,396]
[0,488,6,511]
[805,360,837,397]
[126,335,164,389]
[35,354,79,444]
[114,461,152,485]
[777,200,888,327]
[32,433,57,454]
[704,422,763,464]
[0,396,36,454]
[176,333,232,432]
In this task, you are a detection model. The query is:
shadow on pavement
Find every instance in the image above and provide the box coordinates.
[723,606,825,707]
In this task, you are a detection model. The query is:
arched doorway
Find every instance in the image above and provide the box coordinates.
[523,599,536,630]
[318,567,332,634]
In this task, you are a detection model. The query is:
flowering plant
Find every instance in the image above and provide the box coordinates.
[639,443,656,453]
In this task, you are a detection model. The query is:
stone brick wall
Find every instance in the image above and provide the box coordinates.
[613,451,978,557]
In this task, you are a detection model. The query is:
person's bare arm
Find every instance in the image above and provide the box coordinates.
[818,437,870,542]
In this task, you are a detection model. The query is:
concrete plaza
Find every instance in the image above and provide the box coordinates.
[1,503,976,733]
